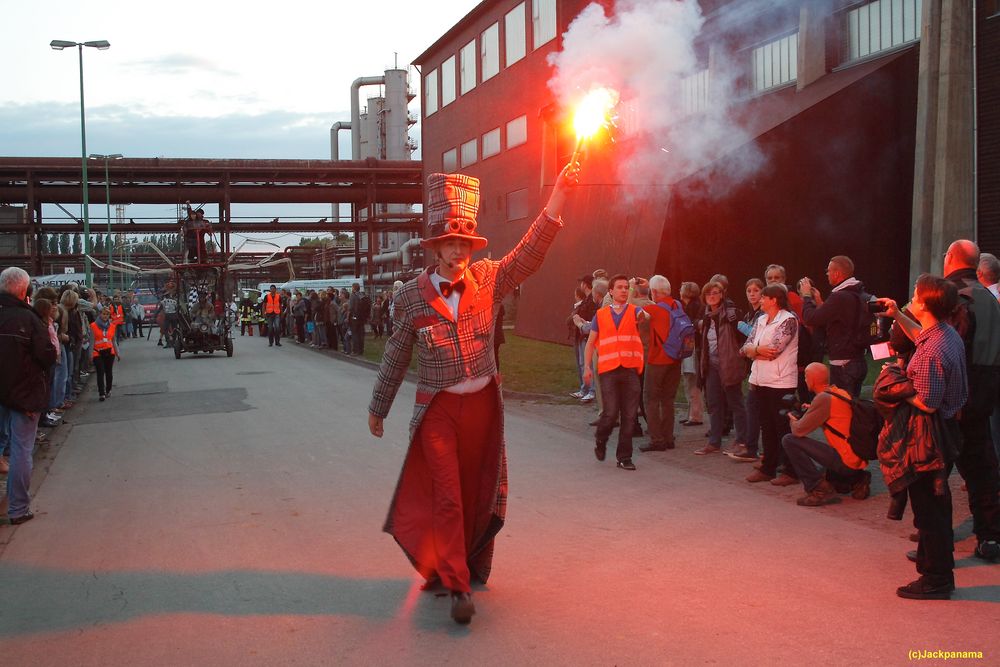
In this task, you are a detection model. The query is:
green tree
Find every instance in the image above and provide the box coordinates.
[48,235,59,254]
[72,234,82,254]
[59,233,71,254]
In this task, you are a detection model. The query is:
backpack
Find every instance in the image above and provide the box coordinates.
[657,300,696,361]
[822,389,881,461]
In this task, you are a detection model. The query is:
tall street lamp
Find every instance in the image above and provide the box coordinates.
[90,153,123,291]
[50,39,110,289]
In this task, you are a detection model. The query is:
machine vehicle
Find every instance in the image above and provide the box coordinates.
[170,265,233,359]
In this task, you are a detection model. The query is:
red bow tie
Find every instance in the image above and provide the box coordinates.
[439,280,466,298]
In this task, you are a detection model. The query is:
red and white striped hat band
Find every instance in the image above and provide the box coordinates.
[421,172,488,251]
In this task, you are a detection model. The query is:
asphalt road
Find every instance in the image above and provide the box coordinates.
[1,333,997,666]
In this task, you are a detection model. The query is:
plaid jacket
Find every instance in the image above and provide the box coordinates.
[369,210,563,427]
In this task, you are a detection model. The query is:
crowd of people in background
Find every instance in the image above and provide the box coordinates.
[235,280,401,356]
[568,242,1000,599]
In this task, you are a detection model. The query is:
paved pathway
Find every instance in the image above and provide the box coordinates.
[0,334,997,665]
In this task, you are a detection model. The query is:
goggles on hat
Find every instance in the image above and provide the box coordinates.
[444,219,477,234]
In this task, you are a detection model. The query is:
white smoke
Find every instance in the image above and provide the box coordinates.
[547,0,766,197]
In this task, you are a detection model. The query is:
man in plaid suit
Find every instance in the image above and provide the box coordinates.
[368,162,579,625]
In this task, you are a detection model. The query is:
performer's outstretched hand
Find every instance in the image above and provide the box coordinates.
[369,413,384,438]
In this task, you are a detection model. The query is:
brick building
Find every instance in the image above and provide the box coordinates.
[414,0,997,343]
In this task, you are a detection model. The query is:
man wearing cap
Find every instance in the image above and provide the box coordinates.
[368,162,579,625]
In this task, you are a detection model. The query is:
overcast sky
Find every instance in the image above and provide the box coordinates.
[1,0,481,245]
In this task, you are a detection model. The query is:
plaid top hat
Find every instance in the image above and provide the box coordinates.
[421,173,488,251]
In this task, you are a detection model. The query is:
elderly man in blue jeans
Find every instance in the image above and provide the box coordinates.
[0,267,58,525]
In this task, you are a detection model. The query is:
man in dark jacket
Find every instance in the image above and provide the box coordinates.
[799,255,869,397]
[0,267,58,525]
[348,283,370,356]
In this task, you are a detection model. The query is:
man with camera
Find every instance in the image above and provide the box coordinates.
[780,362,871,506]
[798,255,870,398]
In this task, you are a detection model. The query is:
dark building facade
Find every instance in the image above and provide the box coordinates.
[415,0,995,343]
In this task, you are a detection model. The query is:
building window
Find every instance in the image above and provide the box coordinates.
[507,188,529,221]
[424,69,438,116]
[533,0,557,49]
[507,115,527,148]
[460,40,477,95]
[461,139,477,167]
[442,147,457,172]
[506,3,526,66]
[845,0,922,63]
[441,55,457,106]
[482,128,501,159]
[680,69,709,115]
[482,23,500,81]
[751,33,798,93]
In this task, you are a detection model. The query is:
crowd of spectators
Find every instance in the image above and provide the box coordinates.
[569,241,1000,599]
[234,280,402,356]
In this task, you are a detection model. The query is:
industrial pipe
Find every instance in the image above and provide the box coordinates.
[351,75,386,159]
[330,121,352,161]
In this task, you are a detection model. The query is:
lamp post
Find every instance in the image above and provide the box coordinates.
[90,153,122,291]
[50,39,110,289]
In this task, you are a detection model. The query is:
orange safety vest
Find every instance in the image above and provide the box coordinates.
[264,292,282,315]
[596,305,645,375]
[110,304,124,324]
[90,321,118,358]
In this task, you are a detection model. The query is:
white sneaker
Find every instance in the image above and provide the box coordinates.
[569,390,584,399]
[580,392,596,403]
[45,412,62,422]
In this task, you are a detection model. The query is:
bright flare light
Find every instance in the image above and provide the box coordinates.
[572,87,619,147]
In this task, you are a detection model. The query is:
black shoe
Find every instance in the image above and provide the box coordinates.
[639,444,667,452]
[275,343,282,347]
[157,340,163,346]
[974,539,1000,562]
[906,550,917,563]
[595,443,607,462]
[896,577,954,600]
[269,343,273,347]
[450,592,475,624]
[617,459,636,471]
[99,395,106,402]
[682,420,703,427]
[8,511,34,525]
[39,419,59,428]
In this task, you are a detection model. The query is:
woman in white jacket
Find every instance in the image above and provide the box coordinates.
[741,284,799,485]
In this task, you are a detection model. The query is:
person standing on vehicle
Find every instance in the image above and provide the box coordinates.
[263,284,283,347]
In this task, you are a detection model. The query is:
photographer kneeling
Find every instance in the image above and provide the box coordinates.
[781,362,872,506]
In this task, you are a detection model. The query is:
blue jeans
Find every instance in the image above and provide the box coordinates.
[63,348,75,399]
[830,358,867,398]
[48,348,67,411]
[595,366,641,462]
[781,433,862,492]
[704,365,747,446]
[1,404,39,518]
[575,340,592,394]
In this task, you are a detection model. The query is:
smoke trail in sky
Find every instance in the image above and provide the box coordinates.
[547,0,768,197]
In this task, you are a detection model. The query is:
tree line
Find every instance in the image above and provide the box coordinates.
[38,233,215,254]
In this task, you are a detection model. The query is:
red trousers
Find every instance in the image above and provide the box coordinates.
[416,385,496,593]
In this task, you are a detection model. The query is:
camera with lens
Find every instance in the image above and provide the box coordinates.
[777,393,803,419]
[866,299,888,314]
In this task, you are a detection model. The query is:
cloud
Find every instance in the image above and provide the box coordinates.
[124,53,238,77]
[0,101,345,160]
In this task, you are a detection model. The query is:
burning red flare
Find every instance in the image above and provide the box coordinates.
[571,87,619,162]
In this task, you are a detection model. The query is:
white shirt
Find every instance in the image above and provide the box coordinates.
[988,283,999,301]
